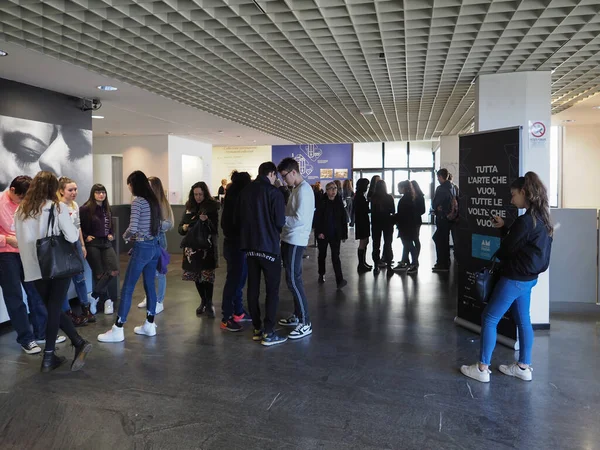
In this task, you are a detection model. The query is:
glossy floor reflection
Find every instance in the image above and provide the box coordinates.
[0,227,599,450]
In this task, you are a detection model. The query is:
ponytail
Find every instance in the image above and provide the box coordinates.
[511,172,554,237]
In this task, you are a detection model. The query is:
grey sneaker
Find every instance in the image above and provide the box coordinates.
[22,341,42,355]
[278,315,299,327]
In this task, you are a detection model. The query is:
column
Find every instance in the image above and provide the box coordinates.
[475,71,551,328]
[439,135,460,184]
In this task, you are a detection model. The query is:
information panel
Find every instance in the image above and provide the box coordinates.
[271,144,352,184]
[456,127,521,341]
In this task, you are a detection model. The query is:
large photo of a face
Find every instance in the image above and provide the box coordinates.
[0,115,92,198]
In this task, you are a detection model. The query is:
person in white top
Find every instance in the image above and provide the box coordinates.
[14,171,92,373]
[58,176,95,326]
[276,157,315,340]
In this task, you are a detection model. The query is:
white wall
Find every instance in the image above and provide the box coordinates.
[93,154,115,202]
[168,135,212,204]
[439,135,459,184]
[562,125,600,209]
[93,135,169,204]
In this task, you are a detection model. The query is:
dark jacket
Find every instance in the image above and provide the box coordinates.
[414,194,426,226]
[432,180,455,219]
[371,193,395,228]
[80,203,113,240]
[178,199,219,237]
[497,212,552,281]
[314,196,348,241]
[396,195,418,236]
[178,199,219,272]
[354,192,370,239]
[237,176,286,256]
[221,184,244,240]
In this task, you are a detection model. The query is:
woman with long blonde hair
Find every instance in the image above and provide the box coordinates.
[58,177,95,326]
[137,176,174,313]
[14,171,92,373]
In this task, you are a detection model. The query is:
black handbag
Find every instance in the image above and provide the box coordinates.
[180,219,215,250]
[36,204,84,280]
[474,251,499,303]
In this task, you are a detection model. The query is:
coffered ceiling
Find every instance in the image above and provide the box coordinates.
[1,0,600,143]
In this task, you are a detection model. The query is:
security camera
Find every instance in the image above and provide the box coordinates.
[79,97,102,112]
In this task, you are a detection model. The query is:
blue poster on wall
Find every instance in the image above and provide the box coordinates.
[271,144,353,184]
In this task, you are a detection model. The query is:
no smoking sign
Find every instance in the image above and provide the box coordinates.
[530,121,546,138]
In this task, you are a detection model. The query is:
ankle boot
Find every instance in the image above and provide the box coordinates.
[81,305,96,324]
[204,283,216,318]
[41,351,66,373]
[357,249,371,272]
[195,282,207,315]
[71,339,92,372]
[66,310,88,327]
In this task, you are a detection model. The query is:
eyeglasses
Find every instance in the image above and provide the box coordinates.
[280,171,292,179]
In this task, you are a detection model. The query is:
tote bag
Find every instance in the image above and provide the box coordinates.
[36,204,84,279]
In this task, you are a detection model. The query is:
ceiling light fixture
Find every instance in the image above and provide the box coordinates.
[92,115,104,119]
[593,106,600,110]
[360,110,374,116]
[562,119,575,123]
[0,50,8,57]
[97,85,118,91]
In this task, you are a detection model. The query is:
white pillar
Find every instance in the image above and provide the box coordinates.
[475,71,551,327]
[439,135,460,185]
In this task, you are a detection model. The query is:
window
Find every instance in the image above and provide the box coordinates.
[409,141,435,167]
[384,142,408,167]
[354,142,382,168]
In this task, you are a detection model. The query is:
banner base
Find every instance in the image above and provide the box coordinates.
[454,316,518,350]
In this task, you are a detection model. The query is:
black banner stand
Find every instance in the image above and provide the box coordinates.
[454,127,521,349]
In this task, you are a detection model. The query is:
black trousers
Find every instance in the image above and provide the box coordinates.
[247,255,281,334]
[372,223,394,264]
[34,278,80,352]
[318,238,343,283]
[433,219,451,267]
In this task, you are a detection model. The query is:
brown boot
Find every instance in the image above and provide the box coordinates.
[81,305,96,324]
[66,310,88,327]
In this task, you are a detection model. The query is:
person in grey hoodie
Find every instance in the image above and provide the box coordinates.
[277,157,315,340]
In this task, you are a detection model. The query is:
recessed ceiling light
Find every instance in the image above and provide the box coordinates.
[562,119,575,123]
[593,106,600,110]
[97,85,118,91]
[0,50,8,57]
[92,115,104,119]
[218,130,224,134]
[360,110,374,116]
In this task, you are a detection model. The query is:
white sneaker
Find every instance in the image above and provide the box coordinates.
[499,362,533,381]
[288,323,312,340]
[89,296,98,315]
[97,325,125,343]
[104,299,114,315]
[155,302,164,314]
[36,335,67,345]
[138,298,147,308]
[460,363,491,383]
[134,320,157,337]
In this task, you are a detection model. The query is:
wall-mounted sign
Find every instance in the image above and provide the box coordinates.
[272,143,352,183]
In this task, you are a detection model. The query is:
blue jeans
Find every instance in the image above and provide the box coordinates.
[118,239,160,323]
[281,242,310,324]
[62,241,90,312]
[221,238,248,320]
[0,253,46,344]
[480,277,537,365]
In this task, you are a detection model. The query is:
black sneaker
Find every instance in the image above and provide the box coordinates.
[318,275,325,284]
[377,261,387,268]
[41,352,66,373]
[407,265,419,274]
[261,332,288,347]
[252,329,264,341]
[432,265,450,272]
[337,279,347,289]
[393,262,409,271]
[221,319,243,332]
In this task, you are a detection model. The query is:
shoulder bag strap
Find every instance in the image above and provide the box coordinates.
[46,204,56,237]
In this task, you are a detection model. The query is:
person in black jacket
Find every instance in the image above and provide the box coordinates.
[220,171,252,332]
[394,181,419,274]
[412,180,426,266]
[314,182,348,289]
[237,162,287,347]
[354,178,372,272]
[431,168,455,272]
[179,182,219,317]
[461,172,553,384]
[370,180,395,273]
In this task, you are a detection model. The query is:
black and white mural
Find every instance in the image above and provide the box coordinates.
[0,77,93,198]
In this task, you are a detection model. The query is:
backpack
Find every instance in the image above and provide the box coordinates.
[446,185,459,221]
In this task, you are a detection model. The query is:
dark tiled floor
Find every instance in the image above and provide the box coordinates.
[1,227,599,450]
